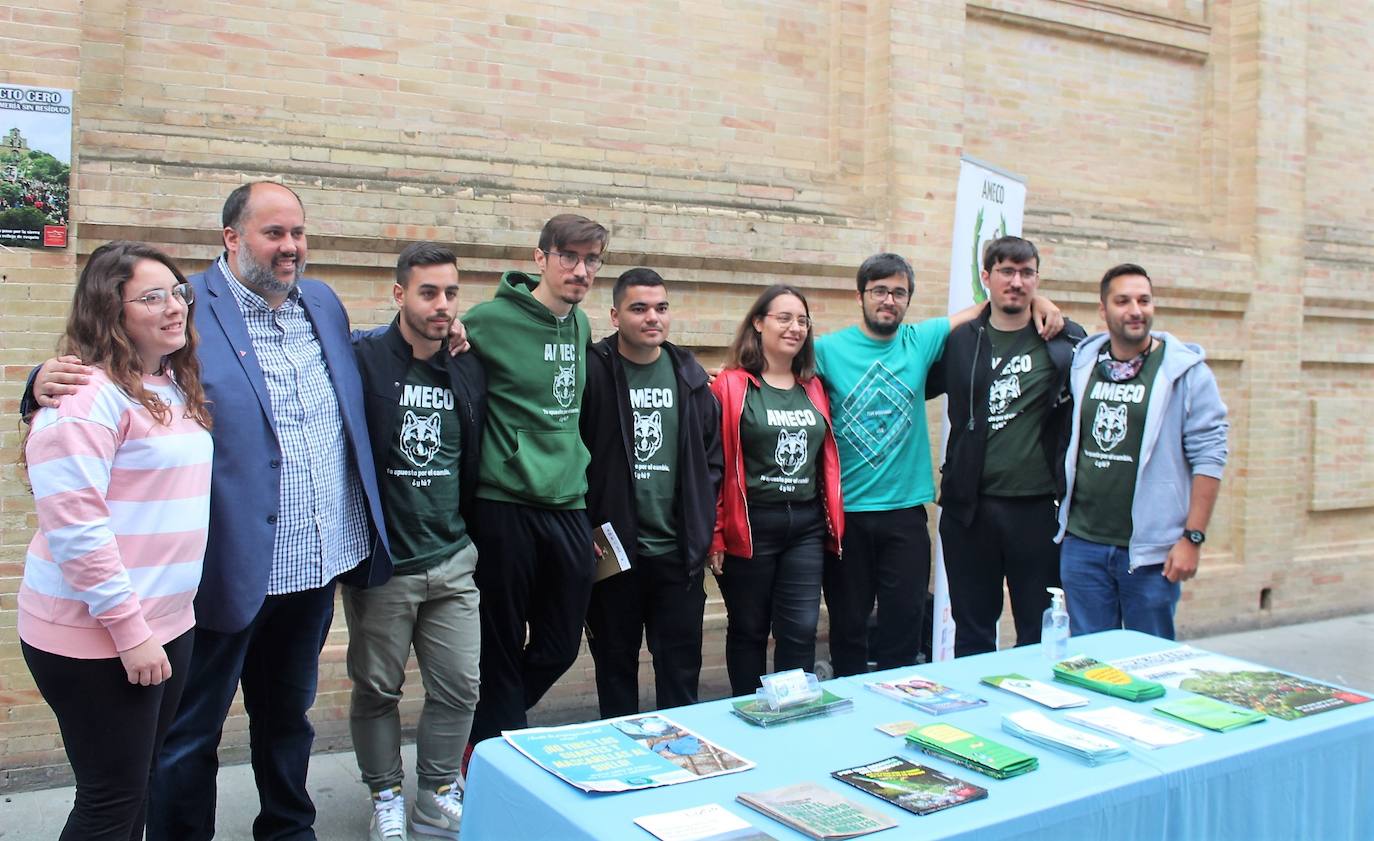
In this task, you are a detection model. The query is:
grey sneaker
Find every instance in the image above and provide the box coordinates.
[370,787,408,840]
[410,780,463,838]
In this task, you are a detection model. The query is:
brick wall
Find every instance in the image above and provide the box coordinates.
[2,0,1371,789]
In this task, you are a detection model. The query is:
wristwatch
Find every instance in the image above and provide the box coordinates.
[1183,529,1206,545]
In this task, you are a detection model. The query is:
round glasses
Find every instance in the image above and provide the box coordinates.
[542,249,604,273]
[125,282,194,313]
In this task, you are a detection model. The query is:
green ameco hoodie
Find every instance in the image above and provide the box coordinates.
[465,270,591,509]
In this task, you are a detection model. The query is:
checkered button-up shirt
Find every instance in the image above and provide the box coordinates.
[221,256,370,593]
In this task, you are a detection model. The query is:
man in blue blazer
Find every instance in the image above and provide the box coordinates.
[28,181,392,841]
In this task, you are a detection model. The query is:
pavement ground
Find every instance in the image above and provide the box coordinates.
[3,612,1371,840]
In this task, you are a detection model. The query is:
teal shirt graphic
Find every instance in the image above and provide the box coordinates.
[815,318,949,511]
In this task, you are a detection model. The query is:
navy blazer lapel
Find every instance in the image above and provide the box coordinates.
[203,262,278,433]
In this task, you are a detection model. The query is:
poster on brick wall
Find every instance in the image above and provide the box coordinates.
[0,83,72,249]
[932,156,1027,661]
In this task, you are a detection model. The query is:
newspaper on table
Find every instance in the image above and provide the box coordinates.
[503,713,753,793]
[1109,645,1371,720]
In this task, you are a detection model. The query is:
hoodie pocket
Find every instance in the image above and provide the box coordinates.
[1136,480,1186,534]
[502,428,590,503]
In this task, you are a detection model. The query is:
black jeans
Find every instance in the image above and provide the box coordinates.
[147,585,337,841]
[24,629,194,841]
[824,505,931,675]
[469,500,594,743]
[585,552,706,718]
[717,500,826,697]
[940,494,1061,657]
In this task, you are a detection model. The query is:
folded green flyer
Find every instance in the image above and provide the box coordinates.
[732,689,854,727]
[905,722,1038,779]
[1053,655,1165,701]
[1154,696,1267,732]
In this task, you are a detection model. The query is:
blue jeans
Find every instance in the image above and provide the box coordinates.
[718,500,826,697]
[1059,534,1181,639]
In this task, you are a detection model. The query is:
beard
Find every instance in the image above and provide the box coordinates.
[863,308,901,336]
[238,244,303,298]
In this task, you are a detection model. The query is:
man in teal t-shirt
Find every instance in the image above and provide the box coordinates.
[816,252,987,675]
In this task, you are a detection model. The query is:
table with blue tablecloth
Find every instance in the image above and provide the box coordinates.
[462,630,1374,840]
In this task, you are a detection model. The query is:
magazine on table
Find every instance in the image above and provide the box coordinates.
[865,674,988,715]
[503,713,753,793]
[634,803,780,841]
[831,755,988,816]
[1110,646,1371,720]
[736,782,896,840]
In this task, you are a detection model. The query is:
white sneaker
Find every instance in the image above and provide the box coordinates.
[370,786,408,840]
[410,780,463,839]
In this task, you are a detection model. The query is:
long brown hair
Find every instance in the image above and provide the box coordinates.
[723,283,816,380]
[57,241,212,429]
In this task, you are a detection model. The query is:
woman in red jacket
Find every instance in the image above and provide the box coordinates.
[708,284,843,697]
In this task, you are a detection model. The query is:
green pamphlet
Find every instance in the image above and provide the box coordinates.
[1053,655,1165,701]
[905,722,1038,779]
[731,689,854,727]
[1153,696,1267,732]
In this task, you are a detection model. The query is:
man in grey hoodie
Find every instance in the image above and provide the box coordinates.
[1055,263,1229,639]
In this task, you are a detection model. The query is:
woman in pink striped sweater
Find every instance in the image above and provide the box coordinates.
[20,241,214,841]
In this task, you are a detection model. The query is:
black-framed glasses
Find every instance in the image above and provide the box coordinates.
[125,282,194,313]
[865,285,910,302]
[541,249,604,273]
[765,312,811,329]
[993,266,1039,280]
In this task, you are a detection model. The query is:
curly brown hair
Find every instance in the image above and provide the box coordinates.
[57,241,212,429]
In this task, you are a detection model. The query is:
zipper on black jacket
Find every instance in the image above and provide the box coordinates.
[967,325,984,432]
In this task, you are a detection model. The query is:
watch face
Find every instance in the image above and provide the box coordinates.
[1185,530,1205,545]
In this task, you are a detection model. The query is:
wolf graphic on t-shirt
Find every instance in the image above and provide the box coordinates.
[775,428,808,476]
[1091,402,1129,452]
[988,374,1021,416]
[553,364,576,408]
[633,410,663,462]
[399,409,442,468]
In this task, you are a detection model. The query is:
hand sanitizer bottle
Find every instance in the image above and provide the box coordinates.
[1042,587,1070,661]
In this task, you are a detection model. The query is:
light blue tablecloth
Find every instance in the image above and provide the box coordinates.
[462,630,1374,840]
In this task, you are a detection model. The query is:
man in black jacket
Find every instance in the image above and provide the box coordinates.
[581,268,723,717]
[347,242,486,840]
[928,236,1085,657]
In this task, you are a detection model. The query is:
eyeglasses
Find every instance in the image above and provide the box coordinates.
[865,285,910,302]
[993,266,1039,280]
[125,283,194,313]
[765,312,811,329]
[542,249,604,273]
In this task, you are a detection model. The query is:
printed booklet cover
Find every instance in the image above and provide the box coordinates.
[866,674,988,715]
[831,756,988,816]
[1110,646,1371,720]
[503,713,753,793]
[736,782,897,840]
[634,803,780,841]
[731,689,854,727]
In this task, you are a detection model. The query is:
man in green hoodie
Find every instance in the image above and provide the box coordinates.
[463,214,608,752]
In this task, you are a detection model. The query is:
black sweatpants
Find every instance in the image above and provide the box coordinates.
[584,552,706,718]
[940,494,1061,657]
[23,629,194,841]
[823,505,931,675]
[469,499,593,743]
